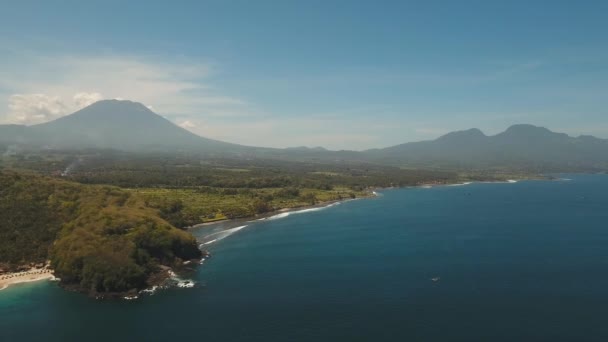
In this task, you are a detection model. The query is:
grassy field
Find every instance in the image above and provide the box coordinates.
[131,186,369,225]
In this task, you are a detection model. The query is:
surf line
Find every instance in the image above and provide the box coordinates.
[199,201,343,246]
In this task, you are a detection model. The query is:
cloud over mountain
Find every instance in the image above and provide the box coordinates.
[0,53,248,127]
[7,92,104,125]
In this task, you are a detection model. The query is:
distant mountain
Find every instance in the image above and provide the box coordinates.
[366,124,608,170]
[1,101,607,171]
[0,124,29,145]
[0,100,247,153]
[285,146,328,152]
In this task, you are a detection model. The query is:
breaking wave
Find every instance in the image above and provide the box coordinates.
[197,202,344,247]
[199,225,248,247]
[261,202,341,222]
[448,182,473,187]
[266,212,290,221]
[137,270,197,299]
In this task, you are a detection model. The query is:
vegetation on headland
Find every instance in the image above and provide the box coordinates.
[1,152,542,229]
[1,150,521,226]
[135,186,367,227]
[0,171,201,296]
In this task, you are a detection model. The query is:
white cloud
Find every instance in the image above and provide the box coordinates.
[5,92,104,125]
[73,92,103,108]
[7,94,67,124]
[3,52,581,148]
[178,120,196,129]
[0,53,248,125]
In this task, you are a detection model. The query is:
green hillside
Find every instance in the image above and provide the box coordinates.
[0,171,201,296]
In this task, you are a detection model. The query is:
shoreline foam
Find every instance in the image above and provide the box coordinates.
[190,195,366,231]
[196,201,350,246]
[192,178,528,239]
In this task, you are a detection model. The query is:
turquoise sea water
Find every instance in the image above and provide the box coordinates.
[2,174,608,341]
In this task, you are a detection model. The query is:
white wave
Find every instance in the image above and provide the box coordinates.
[199,225,248,246]
[291,206,330,215]
[140,285,159,295]
[176,281,195,288]
[139,271,197,295]
[448,182,472,187]
[267,212,290,220]
[199,202,342,246]
[200,238,218,246]
[168,270,196,289]
[268,202,341,219]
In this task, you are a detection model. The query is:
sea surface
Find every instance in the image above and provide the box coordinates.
[2,174,608,341]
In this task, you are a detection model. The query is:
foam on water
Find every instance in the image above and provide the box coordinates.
[266,212,291,220]
[140,286,159,295]
[196,202,344,247]
[448,182,473,187]
[200,238,219,246]
[261,202,341,222]
[199,225,248,246]
[168,270,196,289]
[176,281,195,288]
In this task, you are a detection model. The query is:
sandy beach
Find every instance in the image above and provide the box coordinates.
[0,268,56,291]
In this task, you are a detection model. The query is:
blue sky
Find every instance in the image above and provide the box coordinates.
[1,1,607,150]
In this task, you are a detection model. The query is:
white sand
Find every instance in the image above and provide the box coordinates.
[0,268,55,291]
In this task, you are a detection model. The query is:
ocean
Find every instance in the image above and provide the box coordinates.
[2,174,608,341]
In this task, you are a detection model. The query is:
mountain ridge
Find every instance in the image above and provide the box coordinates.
[1,100,607,170]
[367,124,608,170]
[2,100,248,153]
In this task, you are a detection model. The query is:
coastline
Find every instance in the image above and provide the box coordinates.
[0,267,56,291]
[0,176,541,295]
[188,173,549,230]
[190,193,375,230]
[191,177,524,230]
[190,176,544,247]
[186,178,527,230]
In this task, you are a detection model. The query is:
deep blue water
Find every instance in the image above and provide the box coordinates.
[2,174,608,341]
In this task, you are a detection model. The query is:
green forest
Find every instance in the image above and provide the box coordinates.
[0,171,201,296]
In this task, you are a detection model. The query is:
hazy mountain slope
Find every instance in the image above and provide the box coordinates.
[25,100,245,152]
[0,124,28,145]
[1,100,607,170]
[367,124,608,170]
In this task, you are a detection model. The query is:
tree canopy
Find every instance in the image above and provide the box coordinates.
[0,171,201,295]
